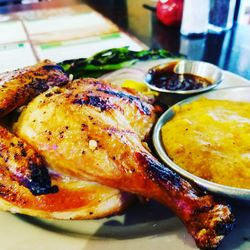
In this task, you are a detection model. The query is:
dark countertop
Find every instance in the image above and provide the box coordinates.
[86,0,250,80]
[0,0,249,79]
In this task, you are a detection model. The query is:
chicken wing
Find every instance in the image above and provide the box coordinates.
[0,60,68,118]
[15,78,234,249]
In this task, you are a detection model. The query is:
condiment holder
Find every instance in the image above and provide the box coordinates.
[144,60,224,106]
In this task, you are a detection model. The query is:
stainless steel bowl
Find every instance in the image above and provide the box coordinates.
[153,86,250,202]
[144,60,224,94]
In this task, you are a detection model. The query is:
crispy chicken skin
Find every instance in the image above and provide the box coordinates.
[0,62,134,219]
[0,127,132,219]
[0,167,133,220]
[0,60,68,118]
[15,78,234,249]
[69,78,157,140]
[0,126,57,195]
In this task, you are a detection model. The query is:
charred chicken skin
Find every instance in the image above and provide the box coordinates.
[0,125,132,220]
[14,78,234,249]
[0,62,133,220]
[0,126,57,196]
[0,59,68,118]
[0,60,68,197]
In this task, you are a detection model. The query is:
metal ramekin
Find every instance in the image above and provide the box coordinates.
[153,86,250,203]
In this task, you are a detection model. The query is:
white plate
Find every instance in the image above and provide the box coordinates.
[1,60,250,250]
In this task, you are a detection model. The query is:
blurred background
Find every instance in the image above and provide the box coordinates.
[0,0,249,26]
[0,0,249,78]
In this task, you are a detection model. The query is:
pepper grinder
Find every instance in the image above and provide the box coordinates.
[180,0,210,37]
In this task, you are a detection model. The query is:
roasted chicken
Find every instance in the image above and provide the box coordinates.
[14,78,234,249]
[0,61,235,249]
[0,62,134,220]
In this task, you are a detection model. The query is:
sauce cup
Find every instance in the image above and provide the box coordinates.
[145,60,224,105]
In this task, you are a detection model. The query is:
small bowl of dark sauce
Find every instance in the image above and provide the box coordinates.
[145,60,223,95]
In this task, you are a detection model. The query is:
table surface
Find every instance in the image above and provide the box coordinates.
[0,0,249,80]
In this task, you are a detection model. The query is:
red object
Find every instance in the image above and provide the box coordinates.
[156,0,183,27]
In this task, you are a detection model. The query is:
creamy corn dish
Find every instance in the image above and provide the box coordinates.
[162,98,250,189]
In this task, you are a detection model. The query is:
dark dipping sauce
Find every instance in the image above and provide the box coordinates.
[145,61,213,91]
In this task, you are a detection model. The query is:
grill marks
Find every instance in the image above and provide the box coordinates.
[69,79,152,116]
[135,151,181,188]
[0,60,68,118]
[52,78,156,140]
[0,126,58,196]
[96,89,151,115]
[73,95,115,111]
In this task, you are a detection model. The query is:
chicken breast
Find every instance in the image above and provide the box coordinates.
[65,78,157,140]
[15,78,234,249]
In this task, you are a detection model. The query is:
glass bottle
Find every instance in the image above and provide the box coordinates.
[209,0,237,33]
[180,0,210,37]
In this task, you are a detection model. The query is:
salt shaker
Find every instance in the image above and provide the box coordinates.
[180,0,210,37]
[209,0,236,33]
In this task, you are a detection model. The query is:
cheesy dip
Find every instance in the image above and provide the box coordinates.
[162,98,250,189]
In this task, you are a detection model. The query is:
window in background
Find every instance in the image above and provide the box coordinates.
[238,0,250,25]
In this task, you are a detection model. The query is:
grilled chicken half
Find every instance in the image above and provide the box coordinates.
[0,62,133,219]
[15,78,234,249]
